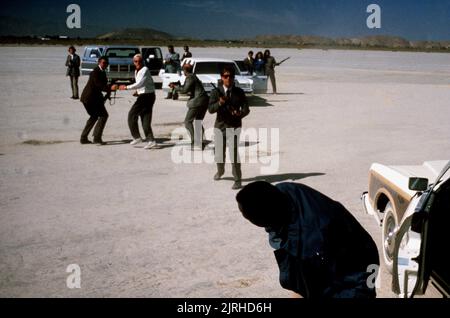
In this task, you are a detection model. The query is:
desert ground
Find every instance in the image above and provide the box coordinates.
[0,46,449,297]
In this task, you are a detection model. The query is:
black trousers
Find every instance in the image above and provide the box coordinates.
[81,101,108,141]
[214,128,241,181]
[128,92,156,141]
[184,106,208,146]
[69,76,79,98]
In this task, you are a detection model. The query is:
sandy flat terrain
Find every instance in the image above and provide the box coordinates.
[0,46,449,297]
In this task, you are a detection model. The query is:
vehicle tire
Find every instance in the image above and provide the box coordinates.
[382,202,398,273]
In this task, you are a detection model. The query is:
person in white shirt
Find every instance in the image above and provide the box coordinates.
[117,54,157,149]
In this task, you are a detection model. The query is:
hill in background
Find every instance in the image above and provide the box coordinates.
[96,28,173,40]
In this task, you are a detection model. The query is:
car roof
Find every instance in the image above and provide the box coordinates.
[84,45,139,49]
[183,58,237,64]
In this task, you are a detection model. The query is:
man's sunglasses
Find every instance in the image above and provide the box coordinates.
[222,74,234,79]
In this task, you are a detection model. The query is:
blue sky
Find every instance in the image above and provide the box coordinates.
[1,0,449,40]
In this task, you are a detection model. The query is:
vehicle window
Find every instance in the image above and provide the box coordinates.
[150,49,162,59]
[234,60,245,71]
[194,62,240,75]
[85,48,99,58]
[105,48,140,58]
[91,49,100,57]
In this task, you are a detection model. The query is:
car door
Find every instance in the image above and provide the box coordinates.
[141,47,163,75]
[392,162,450,297]
[81,47,101,75]
[234,60,267,94]
[251,75,268,94]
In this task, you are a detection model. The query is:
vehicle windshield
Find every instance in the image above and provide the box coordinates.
[105,48,140,58]
[144,49,162,59]
[433,161,450,189]
[195,62,240,75]
[234,60,246,72]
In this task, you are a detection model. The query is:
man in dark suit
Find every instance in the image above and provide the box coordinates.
[209,66,250,190]
[170,63,208,149]
[79,56,114,145]
[65,46,81,99]
[236,181,379,298]
[243,50,254,75]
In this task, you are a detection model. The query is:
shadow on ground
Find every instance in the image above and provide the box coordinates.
[247,96,273,107]
[222,172,325,183]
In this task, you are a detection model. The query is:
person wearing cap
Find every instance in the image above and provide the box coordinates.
[169,63,208,150]
[236,181,379,298]
[65,45,81,99]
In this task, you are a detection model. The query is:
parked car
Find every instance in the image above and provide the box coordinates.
[234,59,268,94]
[81,45,163,83]
[159,57,267,95]
[362,160,450,297]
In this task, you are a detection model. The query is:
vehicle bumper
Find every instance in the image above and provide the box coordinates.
[361,191,382,226]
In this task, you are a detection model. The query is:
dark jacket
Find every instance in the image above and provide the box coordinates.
[175,73,208,109]
[243,57,254,74]
[65,54,81,77]
[268,182,379,298]
[208,85,249,130]
[80,66,110,105]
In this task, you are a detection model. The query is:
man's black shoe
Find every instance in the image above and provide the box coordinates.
[232,181,242,190]
[213,172,224,181]
[80,139,92,144]
[93,139,106,145]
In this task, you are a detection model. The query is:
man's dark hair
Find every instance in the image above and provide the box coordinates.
[184,45,189,50]
[168,45,174,50]
[220,65,235,78]
[68,45,76,52]
[98,56,109,63]
[264,49,271,57]
[236,181,290,227]
[248,50,253,55]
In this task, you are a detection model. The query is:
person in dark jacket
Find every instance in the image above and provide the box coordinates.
[209,66,250,190]
[79,56,114,145]
[182,45,192,60]
[243,50,254,75]
[170,63,208,149]
[236,181,380,298]
[264,49,279,94]
[65,46,81,99]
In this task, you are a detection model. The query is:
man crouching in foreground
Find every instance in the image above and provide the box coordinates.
[236,181,379,298]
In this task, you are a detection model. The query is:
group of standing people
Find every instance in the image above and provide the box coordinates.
[65,46,157,148]
[243,49,279,94]
[65,45,249,189]
[65,46,381,298]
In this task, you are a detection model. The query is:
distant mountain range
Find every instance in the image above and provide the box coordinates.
[97,28,173,40]
[0,15,448,51]
[249,34,450,50]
